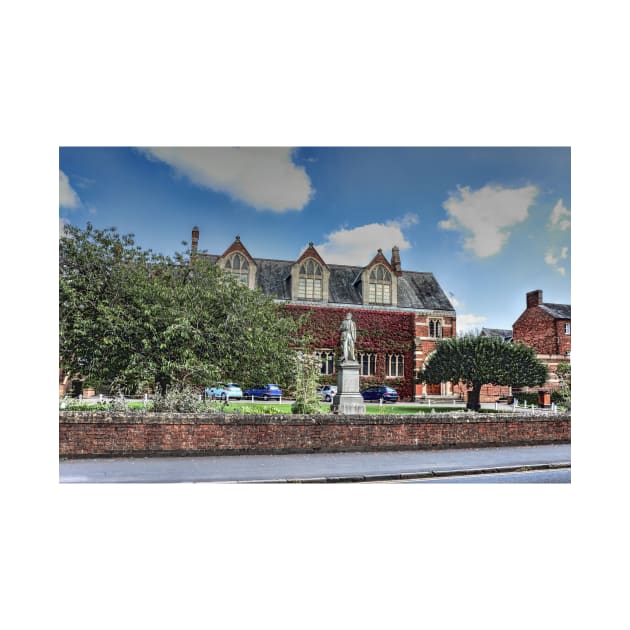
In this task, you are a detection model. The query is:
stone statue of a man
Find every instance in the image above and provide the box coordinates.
[340,312,357,362]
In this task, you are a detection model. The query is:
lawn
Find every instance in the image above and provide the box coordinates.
[60,399,478,414]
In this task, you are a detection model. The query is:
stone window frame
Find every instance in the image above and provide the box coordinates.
[297,258,324,301]
[358,352,376,376]
[386,353,404,378]
[564,322,571,335]
[224,252,250,285]
[367,264,393,305]
[290,256,330,302]
[318,350,335,375]
[219,250,257,289]
[359,260,398,306]
[429,318,443,338]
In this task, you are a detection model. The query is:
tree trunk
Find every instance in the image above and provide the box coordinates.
[467,382,481,411]
[156,375,169,396]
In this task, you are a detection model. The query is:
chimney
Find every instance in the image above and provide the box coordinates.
[526,289,543,308]
[191,226,199,255]
[391,245,401,275]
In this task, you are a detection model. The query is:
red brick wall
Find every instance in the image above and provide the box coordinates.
[452,383,512,403]
[513,307,570,356]
[60,412,570,458]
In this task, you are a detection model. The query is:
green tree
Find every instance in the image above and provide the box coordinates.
[417,334,548,411]
[291,351,323,414]
[60,224,299,394]
[555,362,571,410]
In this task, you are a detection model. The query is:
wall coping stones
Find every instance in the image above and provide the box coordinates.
[59,411,571,426]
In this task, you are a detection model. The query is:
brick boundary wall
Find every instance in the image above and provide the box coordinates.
[59,412,571,458]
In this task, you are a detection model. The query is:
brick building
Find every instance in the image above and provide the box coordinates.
[452,291,571,403]
[512,289,571,390]
[192,227,457,401]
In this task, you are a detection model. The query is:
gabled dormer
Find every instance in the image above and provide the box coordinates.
[358,249,398,306]
[216,235,258,289]
[290,242,331,302]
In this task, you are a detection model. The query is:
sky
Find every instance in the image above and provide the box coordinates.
[59,146,570,332]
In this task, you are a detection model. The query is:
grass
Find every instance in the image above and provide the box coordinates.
[60,399,500,414]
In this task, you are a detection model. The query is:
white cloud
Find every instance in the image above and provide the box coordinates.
[549,199,571,231]
[59,170,80,208]
[314,215,418,265]
[439,184,538,257]
[457,313,488,334]
[545,246,569,276]
[140,147,314,213]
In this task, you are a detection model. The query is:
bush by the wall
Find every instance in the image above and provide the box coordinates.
[152,385,205,413]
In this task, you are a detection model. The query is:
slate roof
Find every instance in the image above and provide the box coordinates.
[480,327,513,341]
[539,303,571,319]
[200,253,455,313]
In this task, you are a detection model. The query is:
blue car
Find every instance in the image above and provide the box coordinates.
[361,385,399,403]
[205,383,243,400]
[243,384,282,400]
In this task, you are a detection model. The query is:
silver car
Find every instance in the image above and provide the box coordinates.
[320,385,337,402]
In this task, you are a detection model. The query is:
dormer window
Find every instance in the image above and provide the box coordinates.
[298,259,323,301]
[368,265,392,305]
[225,253,249,285]
[290,245,330,303]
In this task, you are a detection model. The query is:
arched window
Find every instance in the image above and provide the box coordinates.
[298,258,323,300]
[429,319,442,338]
[386,354,404,377]
[319,351,335,375]
[368,265,392,304]
[359,353,376,376]
[225,253,249,285]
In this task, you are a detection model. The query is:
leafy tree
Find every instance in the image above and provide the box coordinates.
[555,362,571,410]
[417,334,548,411]
[291,351,323,414]
[60,224,299,395]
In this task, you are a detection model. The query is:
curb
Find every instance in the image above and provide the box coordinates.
[235,462,571,483]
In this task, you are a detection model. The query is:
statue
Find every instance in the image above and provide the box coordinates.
[340,312,357,362]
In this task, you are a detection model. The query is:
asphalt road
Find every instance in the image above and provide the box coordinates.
[60,443,570,483]
[398,468,571,483]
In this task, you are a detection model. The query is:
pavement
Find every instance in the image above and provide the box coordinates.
[59,443,570,483]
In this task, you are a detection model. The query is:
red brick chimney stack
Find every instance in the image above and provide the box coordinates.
[191,226,199,255]
[391,245,402,275]
[526,289,543,308]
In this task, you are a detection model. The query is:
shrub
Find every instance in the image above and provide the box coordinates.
[107,396,131,412]
[59,397,110,412]
[152,385,205,413]
[291,351,323,414]
[237,405,288,415]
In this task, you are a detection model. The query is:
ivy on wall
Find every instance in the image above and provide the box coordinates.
[285,305,416,399]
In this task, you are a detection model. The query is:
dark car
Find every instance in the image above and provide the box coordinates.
[243,384,283,400]
[361,385,399,403]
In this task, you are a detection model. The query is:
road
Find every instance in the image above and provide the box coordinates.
[60,443,570,483]
[396,468,570,483]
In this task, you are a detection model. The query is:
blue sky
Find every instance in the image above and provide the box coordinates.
[59,147,570,331]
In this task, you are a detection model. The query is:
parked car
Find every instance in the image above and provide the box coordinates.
[243,384,283,400]
[320,385,337,402]
[361,385,399,403]
[205,383,243,400]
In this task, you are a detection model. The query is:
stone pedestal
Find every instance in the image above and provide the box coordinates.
[331,361,366,414]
